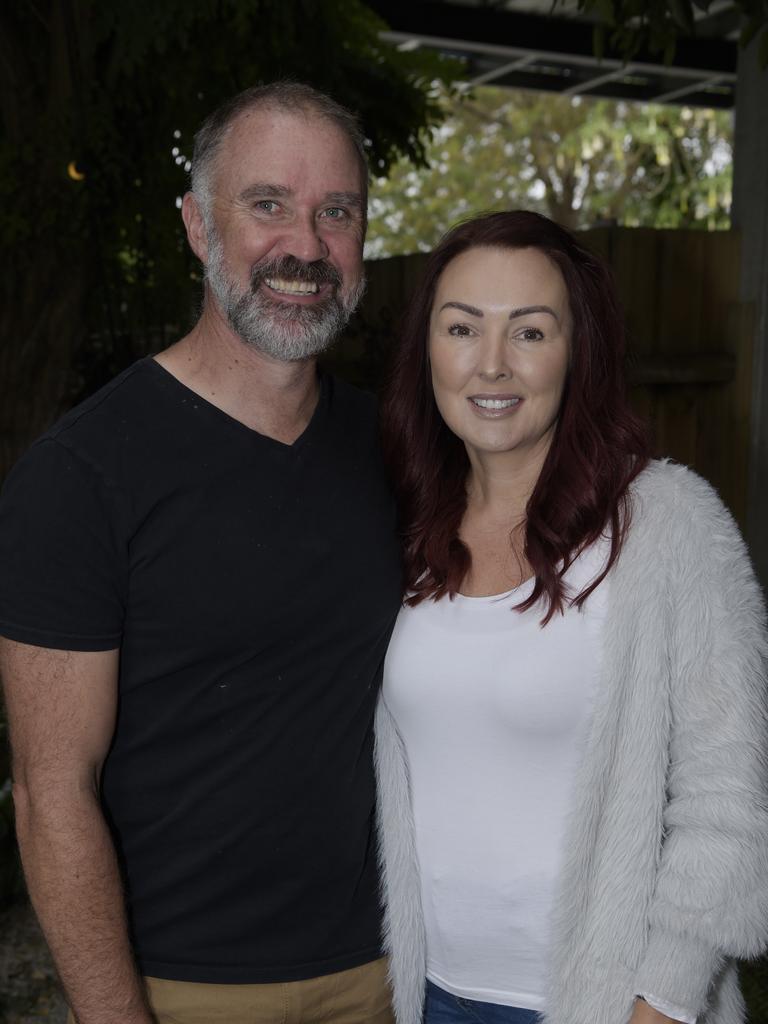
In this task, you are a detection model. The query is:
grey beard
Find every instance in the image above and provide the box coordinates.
[205,234,365,362]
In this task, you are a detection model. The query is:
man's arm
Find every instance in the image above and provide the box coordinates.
[0,638,153,1024]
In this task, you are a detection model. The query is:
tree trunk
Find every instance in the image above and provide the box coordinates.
[0,1,91,480]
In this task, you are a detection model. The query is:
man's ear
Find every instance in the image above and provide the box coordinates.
[182,192,209,263]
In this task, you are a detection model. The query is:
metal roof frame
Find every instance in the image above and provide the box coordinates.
[371,1,738,108]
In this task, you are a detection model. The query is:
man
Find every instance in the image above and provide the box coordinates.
[0,82,402,1024]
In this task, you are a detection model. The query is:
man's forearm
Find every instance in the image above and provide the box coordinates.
[14,784,153,1024]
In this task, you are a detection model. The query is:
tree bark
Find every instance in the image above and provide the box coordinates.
[0,1,91,479]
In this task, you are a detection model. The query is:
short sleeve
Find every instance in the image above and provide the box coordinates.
[0,439,127,650]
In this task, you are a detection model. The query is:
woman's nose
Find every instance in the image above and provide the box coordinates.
[477,335,512,381]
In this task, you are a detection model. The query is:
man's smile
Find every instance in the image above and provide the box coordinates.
[264,277,320,295]
[260,276,335,305]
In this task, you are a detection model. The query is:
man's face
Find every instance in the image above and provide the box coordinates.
[199,108,366,361]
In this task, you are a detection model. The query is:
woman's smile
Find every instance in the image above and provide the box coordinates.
[468,394,523,415]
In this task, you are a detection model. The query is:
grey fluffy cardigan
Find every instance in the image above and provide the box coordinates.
[374,460,768,1024]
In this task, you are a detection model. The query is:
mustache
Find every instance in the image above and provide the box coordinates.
[249,255,342,291]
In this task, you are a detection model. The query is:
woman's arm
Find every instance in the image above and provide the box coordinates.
[632,467,768,1011]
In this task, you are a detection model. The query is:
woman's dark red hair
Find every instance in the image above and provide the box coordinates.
[379,210,650,623]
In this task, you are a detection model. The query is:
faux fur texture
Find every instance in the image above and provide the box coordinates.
[374,460,768,1024]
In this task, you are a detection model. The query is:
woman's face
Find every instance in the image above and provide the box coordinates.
[428,245,571,467]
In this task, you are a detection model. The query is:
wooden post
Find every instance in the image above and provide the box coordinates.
[733,36,768,588]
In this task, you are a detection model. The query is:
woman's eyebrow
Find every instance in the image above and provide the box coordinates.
[438,301,560,322]
[438,301,484,316]
[509,305,559,322]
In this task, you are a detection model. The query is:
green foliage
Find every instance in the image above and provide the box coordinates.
[366,86,732,258]
[556,0,768,67]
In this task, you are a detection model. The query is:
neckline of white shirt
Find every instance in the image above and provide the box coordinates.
[451,575,536,606]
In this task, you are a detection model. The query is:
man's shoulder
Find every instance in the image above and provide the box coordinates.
[5,358,179,500]
[46,358,159,449]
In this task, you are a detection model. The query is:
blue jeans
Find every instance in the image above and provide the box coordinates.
[423,980,539,1024]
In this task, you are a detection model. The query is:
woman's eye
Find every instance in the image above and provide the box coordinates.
[518,327,544,341]
[448,323,472,337]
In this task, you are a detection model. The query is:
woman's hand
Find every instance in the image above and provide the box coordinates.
[629,998,682,1024]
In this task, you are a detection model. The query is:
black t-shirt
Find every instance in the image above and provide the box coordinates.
[0,358,403,982]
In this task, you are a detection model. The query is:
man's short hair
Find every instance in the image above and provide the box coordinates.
[190,81,369,219]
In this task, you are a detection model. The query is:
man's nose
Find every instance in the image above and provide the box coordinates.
[281,215,329,264]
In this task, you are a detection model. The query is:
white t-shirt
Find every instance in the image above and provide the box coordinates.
[382,540,610,1010]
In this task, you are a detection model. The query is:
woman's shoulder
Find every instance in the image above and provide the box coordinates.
[631,458,725,510]
[629,458,739,539]
[624,459,758,595]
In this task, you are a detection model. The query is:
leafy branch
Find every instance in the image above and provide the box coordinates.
[552,0,768,67]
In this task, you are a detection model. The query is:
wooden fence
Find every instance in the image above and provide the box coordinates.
[332,228,751,528]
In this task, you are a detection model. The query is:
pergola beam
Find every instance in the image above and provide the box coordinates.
[381,27,737,107]
[379,29,736,83]
[652,73,731,103]
[560,65,635,97]
[470,54,537,87]
[372,2,738,76]
[377,0,737,109]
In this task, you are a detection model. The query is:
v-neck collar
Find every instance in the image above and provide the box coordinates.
[144,356,330,453]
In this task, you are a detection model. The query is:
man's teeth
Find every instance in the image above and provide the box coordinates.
[471,397,520,409]
[265,277,319,295]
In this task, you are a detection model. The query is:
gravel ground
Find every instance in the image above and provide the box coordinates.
[0,902,66,1024]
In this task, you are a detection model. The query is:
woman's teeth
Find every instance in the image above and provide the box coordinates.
[471,398,520,409]
[265,278,319,295]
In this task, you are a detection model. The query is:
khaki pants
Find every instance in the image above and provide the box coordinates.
[66,956,394,1024]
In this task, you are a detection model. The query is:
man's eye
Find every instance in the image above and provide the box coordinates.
[448,323,472,337]
[255,200,279,213]
[321,207,347,220]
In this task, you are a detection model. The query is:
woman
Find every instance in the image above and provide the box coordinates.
[375,211,768,1024]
